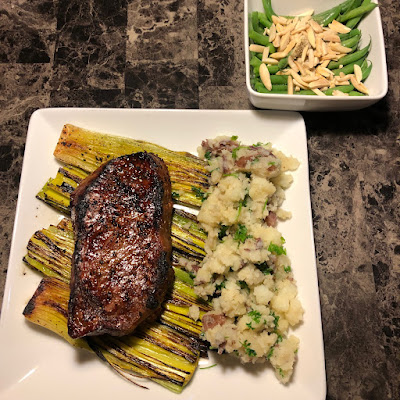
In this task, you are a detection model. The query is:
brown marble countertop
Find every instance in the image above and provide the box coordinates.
[0,1,399,399]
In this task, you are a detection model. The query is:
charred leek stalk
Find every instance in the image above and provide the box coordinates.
[23,276,210,393]
[23,218,210,339]
[52,124,209,208]
[23,218,211,392]
[36,170,206,260]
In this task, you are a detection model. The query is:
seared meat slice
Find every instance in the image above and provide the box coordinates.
[68,152,173,339]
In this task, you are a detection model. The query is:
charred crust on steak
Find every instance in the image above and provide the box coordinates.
[67,152,173,338]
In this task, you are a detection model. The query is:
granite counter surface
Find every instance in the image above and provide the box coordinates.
[0,1,399,399]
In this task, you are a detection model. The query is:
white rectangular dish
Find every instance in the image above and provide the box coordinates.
[0,108,326,400]
[245,0,387,111]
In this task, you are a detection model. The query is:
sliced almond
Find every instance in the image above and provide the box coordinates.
[311,88,326,96]
[307,48,314,68]
[279,31,291,52]
[288,56,299,72]
[332,90,350,96]
[302,74,318,83]
[354,64,363,83]
[307,26,316,48]
[264,27,270,35]
[317,66,334,78]
[293,79,308,90]
[328,20,351,34]
[260,63,272,91]
[301,43,309,62]
[315,37,323,57]
[262,46,270,62]
[269,24,277,42]
[320,59,330,68]
[290,70,309,87]
[249,44,266,53]
[294,60,307,76]
[288,75,294,95]
[262,57,279,65]
[309,77,330,89]
[273,35,281,48]
[270,51,288,60]
[350,75,369,94]
[320,32,341,42]
[309,19,323,33]
[330,43,353,54]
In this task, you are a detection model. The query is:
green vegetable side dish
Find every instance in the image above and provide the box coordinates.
[248,0,378,96]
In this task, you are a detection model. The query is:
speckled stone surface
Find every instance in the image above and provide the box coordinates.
[0,1,399,399]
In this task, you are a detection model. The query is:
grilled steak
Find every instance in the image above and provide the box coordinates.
[68,152,173,339]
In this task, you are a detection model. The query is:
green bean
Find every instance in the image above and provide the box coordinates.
[338,2,377,23]
[270,75,289,84]
[267,65,279,74]
[342,0,362,14]
[341,34,361,48]
[361,61,372,80]
[320,5,341,26]
[278,55,289,71]
[252,63,279,76]
[349,91,365,96]
[262,0,276,21]
[294,90,317,96]
[339,29,361,41]
[346,15,362,28]
[255,82,287,94]
[328,41,370,69]
[251,12,264,34]
[258,12,272,28]
[313,0,352,24]
[248,31,276,53]
[250,56,262,68]
[323,85,354,95]
[332,56,366,75]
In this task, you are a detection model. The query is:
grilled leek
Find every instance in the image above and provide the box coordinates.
[23,276,208,393]
[52,124,209,208]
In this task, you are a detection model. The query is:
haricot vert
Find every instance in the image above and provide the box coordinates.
[249,0,377,96]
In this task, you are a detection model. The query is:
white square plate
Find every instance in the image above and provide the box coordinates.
[0,108,325,400]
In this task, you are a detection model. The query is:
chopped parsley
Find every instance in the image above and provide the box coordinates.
[276,334,283,343]
[268,243,287,255]
[268,161,276,166]
[270,311,280,330]
[191,186,207,202]
[251,157,260,164]
[262,198,269,212]
[284,265,292,273]
[246,322,254,330]
[172,191,180,200]
[234,224,252,243]
[278,368,285,378]
[266,347,274,360]
[223,172,239,178]
[281,236,286,244]
[218,224,229,241]
[237,280,250,292]
[255,262,273,275]
[248,309,262,324]
[241,340,257,357]
[215,280,226,291]
[232,146,246,159]
[204,151,212,160]
[231,135,238,141]
[236,193,249,220]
